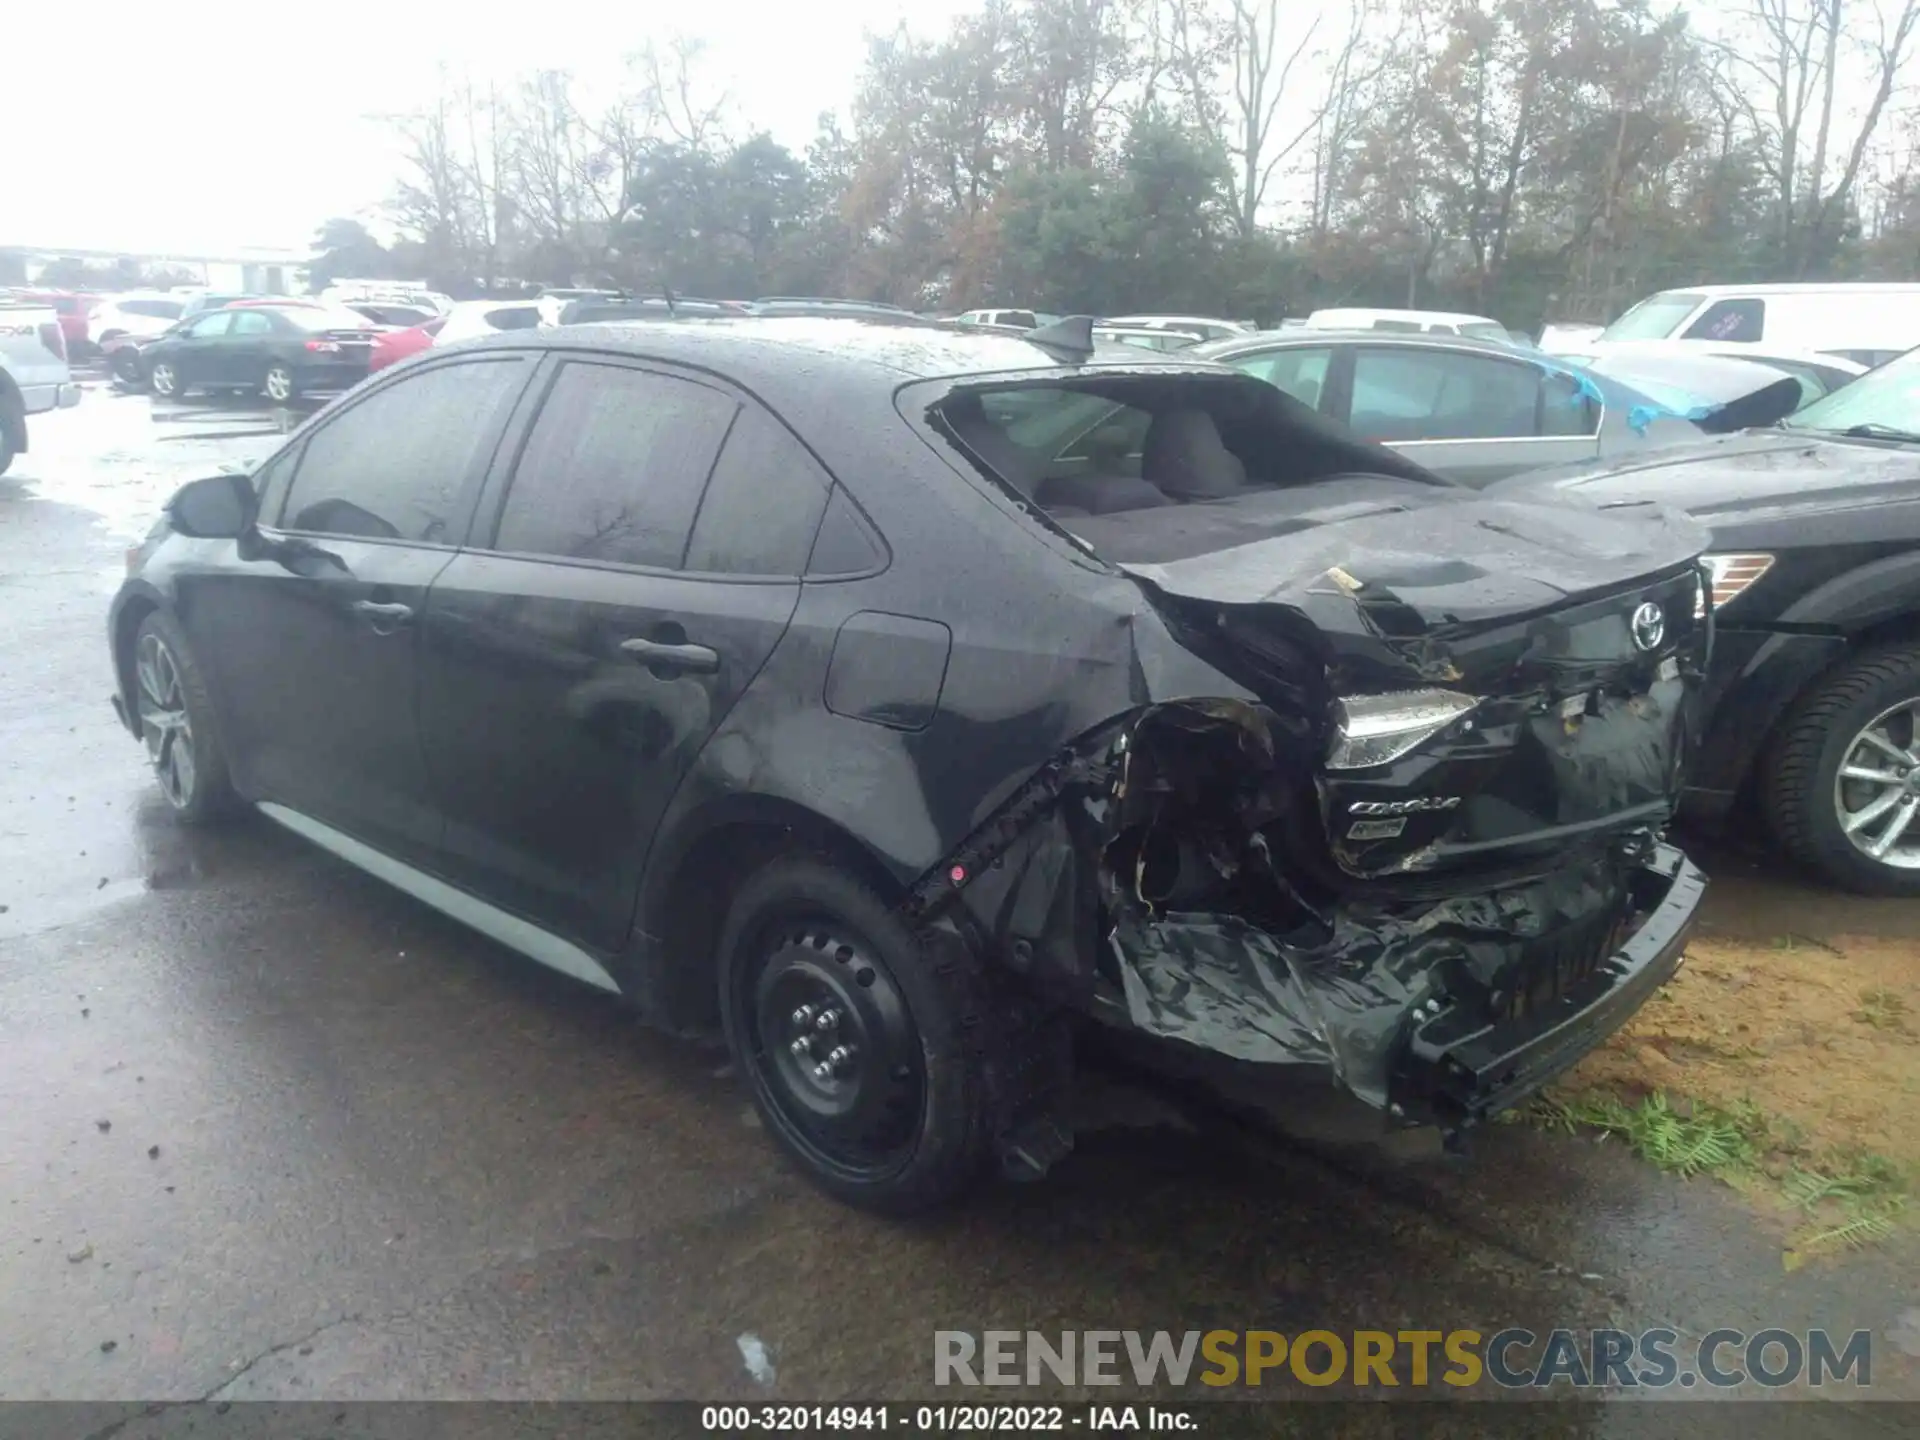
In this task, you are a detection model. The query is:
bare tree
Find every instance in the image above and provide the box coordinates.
[1711,0,1920,270]
[636,35,731,150]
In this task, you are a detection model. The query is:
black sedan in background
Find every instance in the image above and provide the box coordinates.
[142,304,382,402]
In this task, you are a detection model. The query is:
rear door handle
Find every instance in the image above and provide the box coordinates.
[352,599,414,631]
[620,637,720,674]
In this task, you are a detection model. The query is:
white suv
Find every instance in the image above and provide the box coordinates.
[87,293,189,345]
[0,297,81,475]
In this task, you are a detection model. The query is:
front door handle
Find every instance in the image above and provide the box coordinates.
[620,636,720,674]
[352,599,414,632]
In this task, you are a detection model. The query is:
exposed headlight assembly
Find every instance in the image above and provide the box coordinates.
[1326,689,1480,770]
[1695,553,1774,617]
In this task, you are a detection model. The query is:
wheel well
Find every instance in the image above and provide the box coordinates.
[0,372,24,449]
[648,810,908,1030]
[113,597,160,708]
[1730,617,1920,816]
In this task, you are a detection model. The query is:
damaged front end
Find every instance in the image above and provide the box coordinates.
[902,516,1709,1157]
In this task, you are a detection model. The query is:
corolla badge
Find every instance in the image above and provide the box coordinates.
[1630,601,1666,652]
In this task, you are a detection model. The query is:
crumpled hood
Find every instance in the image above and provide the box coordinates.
[1574,350,1805,433]
[1491,427,1920,530]
[1112,489,1708,629]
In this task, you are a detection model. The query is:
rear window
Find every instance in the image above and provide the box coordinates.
[1600,292,1704,342]
[124,299,184,319]
[276,305,377,332]
[930,372,1447,551]
[486,306,543,331]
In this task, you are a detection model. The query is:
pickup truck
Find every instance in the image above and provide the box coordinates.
[0,297,81,476]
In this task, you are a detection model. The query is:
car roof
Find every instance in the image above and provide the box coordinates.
[1305,307,1502,326]
[456,315,1213,394]
[1652,283,1920,297]
[1193,328,1527,359]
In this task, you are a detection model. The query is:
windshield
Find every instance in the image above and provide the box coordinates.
[1459,322,1512,342]
[1599,292,1704,342]
[1785,345,1920,434]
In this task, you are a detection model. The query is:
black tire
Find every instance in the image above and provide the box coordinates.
[717,854,992,1214]
[1763,642,1920,894]
[130,611,237,825]
[149,360,185,399]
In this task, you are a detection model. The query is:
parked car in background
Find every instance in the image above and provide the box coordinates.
[1537,322,1605,351]
[1190,329,1801,486]
[0,295,80,474]
[347,302,439,328]
[87,293,187,347]
[1092,324,1204,352]
[8,290,95,357]
[1574,283,1920,367]
[1103,313,1251,341]
[1582,339,1867,410]
[956,308,1041,329]
[1499,342,1920,895]
[368,316,447,372]
[556,295,742,325]
[111,316,1707,1212]
[141,302,379,401]
[432,299,551,347]
[1303,307,1514,342]
[175,291,280,322]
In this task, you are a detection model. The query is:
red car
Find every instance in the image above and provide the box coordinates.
[16,290,93,355]
[369,316,446,371]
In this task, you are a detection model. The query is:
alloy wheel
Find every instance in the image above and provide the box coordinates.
[264,366,293,403]
[744,924,925,1182]
[1832,696,1920,869]
[150,362,177,397]
[135,632,196,809]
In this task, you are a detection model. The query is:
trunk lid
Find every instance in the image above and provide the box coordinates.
[1091,486,1710,883]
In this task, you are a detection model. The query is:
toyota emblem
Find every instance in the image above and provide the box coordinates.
[1630,601,1666,652]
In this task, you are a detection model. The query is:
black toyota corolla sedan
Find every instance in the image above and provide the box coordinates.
[109,315,1710,1212]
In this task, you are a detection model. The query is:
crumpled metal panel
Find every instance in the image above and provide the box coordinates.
[1109,861,1629,1107]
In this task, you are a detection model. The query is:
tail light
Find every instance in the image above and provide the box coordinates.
[38,322,67,361]
[305,339,341,353]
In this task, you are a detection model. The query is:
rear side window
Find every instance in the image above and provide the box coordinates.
[1349,348,1567,440]
[279,359,527,542]
[684,407,831,576]
[493,362,738,570]
[125,300,183,319]
[1685,298,1765,342]
[487,307,542,331]
[1227,347,1332,409]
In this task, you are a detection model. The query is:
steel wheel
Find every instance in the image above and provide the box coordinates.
[1832,696,1920,869]
[135,631,196,809]
[263,364,294,403]
[741,923,926,1183]
[150,362,179,398]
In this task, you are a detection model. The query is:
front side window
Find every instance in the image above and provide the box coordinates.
[1348,349,1552,441]
[278,359,527,542]
[493,362,739,570]
[1684,298,1765,343]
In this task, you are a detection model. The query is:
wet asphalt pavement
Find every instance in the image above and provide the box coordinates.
[1,384,1916,1425]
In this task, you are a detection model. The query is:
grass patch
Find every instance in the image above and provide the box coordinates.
[1525,1090,1764,1177]
[1854,987,1911,1033]
[1525,1088,1912,1268]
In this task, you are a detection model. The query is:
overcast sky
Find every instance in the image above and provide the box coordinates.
[5,0,972,257]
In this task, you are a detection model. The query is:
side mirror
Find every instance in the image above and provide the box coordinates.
[167,472,255,539]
